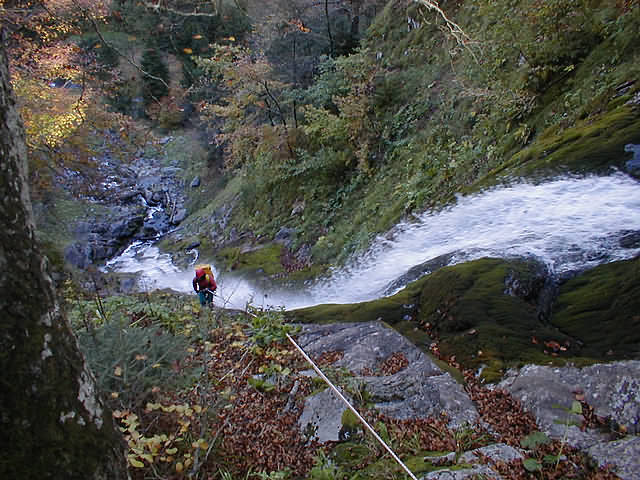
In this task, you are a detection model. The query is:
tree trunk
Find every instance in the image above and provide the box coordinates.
[0,35,127,479]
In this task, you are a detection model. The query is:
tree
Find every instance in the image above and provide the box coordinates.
[0,34,126,479]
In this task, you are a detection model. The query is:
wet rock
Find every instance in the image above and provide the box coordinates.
[118,189,142,204]
[142,211,171,237]
[383,253,455,295]
[619,230,640,249]
[110,214,144,240]
[624,144,640,175]
[171,208,188,225]
[190,176,201,188]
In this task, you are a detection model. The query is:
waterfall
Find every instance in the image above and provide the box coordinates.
[104,173,640,310]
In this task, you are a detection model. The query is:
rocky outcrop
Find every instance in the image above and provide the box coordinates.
[498,362,640,446]
[292,320,640,479]
[62,141,189,269]
[295,322,478,442]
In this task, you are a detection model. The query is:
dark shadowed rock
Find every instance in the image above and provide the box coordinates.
[383,253,455,295]
[190,176,201,188]
[64,242,92,269]
[142,211,170,237]
[171,208,188,225]
[110,214,144,240]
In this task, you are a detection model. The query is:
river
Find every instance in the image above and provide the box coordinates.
[103,172,640,310]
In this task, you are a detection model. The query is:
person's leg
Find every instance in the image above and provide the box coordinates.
[205,290,214,306]
[198,291,206,306]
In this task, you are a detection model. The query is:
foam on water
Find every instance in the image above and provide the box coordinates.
[104,173,640,309]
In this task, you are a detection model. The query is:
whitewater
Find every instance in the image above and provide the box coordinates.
[104,172,640,310]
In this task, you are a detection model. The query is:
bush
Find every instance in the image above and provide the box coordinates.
[77,320,192,409]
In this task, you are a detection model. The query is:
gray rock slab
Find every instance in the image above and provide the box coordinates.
[296,322,478,432]
[421,465,501,480]
[297,322,441,376]
[297,387,348,443]
[498,361,640,448]
[458,443,524,464]
[587,435,640,480]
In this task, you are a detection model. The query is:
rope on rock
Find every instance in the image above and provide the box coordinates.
[286,333,419,480]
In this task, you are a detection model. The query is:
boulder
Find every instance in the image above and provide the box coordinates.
[587,435,640,480]
[498,361,640,448]
[295,321,478,442]
[142,210,171,237]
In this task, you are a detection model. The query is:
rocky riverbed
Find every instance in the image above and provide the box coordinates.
[62,136,188,273]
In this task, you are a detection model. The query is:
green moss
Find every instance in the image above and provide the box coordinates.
[341,409,361,433]
[289,258,589,382]
[552,257,640,359]
[495,105,640,179]
[413,258,570,378]
[216,243,285,276]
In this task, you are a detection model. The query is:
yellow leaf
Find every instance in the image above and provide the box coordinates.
[128,456,144,468]
[114,366,122,376]
[192,34,203,40]
[166,447,178,455]
[111,392,119,399]
[183,48,193,54]
[175,462,184,473]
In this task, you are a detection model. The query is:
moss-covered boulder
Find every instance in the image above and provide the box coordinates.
[291,258,574,381]
[412,258,573,381]
[551,256,640,359]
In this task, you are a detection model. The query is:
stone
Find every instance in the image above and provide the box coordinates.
[297,387,349,443]
[624,144,640,175]
[587,435,640,480]
[421,465,502,479]
[171,208,188,225]
[190,176,201,188]
[274,227,297,247]
[498,361,640,449]
[458,444,523,464]
[296,322,478,431]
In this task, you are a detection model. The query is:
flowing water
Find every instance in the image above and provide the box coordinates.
[104,172,640,310]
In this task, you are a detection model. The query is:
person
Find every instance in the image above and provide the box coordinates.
[192,265,217,307]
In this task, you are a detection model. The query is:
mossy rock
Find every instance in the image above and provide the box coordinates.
[215,243,286,276]
[289,257,581,382]
[495,105,640,179]
[413,258,574,381]
[552,256,640,359]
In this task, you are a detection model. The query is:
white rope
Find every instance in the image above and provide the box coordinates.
[286,333,419,480]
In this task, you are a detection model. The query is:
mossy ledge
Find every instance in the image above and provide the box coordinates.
[287,256,640,382]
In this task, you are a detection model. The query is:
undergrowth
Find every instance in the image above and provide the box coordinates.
[65,288,624,479]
